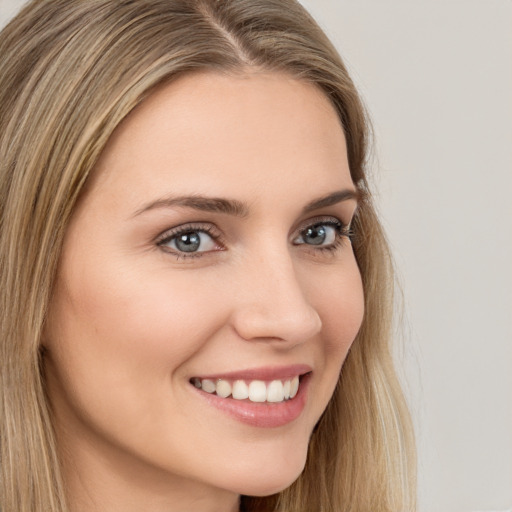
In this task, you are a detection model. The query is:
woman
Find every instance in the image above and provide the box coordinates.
[0,1,416,511]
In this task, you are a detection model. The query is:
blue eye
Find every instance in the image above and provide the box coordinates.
[299,224,336,245]
[293,220,349,248]
[158,228,218,254]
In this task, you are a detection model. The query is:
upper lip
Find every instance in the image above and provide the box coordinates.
[192,364,312,382]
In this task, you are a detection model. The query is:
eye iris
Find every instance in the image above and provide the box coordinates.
[175,232,201,252]
[304,225,327,245]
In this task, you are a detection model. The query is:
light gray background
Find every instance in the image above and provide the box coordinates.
[1,1,511,511]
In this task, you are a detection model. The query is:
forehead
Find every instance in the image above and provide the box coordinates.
[87,70,352,212]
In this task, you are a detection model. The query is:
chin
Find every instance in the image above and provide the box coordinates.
[236,472,304,498]
[223,444,308,498]
[240,474,303,498]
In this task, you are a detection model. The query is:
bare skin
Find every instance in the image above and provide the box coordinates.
[43,71,364,512]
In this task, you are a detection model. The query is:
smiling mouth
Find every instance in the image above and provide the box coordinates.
[190,375,304,403]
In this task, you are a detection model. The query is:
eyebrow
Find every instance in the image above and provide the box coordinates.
[301,189,360,214]
[133,195,249,218]
[133,189,360,218]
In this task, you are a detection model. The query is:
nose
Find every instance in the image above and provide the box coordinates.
[230,249,322,346]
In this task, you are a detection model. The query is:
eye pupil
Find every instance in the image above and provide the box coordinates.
[175,232,201,252]
[304,225,327,245]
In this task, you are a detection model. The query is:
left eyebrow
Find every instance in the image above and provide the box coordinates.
[301,189,361,214]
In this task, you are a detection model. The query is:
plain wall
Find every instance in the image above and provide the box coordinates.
[1,1,511,511]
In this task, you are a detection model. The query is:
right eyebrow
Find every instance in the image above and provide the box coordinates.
[132,195,250,219]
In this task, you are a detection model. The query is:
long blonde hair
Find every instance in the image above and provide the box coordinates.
[0,1,416,510]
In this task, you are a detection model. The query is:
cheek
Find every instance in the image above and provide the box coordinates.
[297,255,364,420]
[53,268,227,372]
[44,256,231,425]
[310,258,365,357]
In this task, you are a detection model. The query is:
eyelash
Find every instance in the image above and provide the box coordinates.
[155,217,353,260]
[296,218,353,254]
[156,223,223,260]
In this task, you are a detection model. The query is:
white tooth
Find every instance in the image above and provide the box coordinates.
[248,380,267,402]
[267,380,284,402]
[283,379,291,400]
[290,376,299,398]
[193,378,202,388]
[201,379,216,393]
[232,380,249,400]
[216,379,232,398]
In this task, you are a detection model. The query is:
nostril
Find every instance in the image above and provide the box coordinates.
[228,262,323,344]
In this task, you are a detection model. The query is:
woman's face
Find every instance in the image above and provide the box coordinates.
[44,71,364,509]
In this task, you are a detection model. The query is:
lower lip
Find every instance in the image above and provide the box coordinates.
[192,373,311,428]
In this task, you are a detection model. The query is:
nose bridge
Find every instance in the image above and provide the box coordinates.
[232,243,322,344]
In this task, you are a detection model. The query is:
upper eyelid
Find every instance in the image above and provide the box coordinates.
[293,217,349,244]
[294,215,349,234]
[155,222,222,245]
